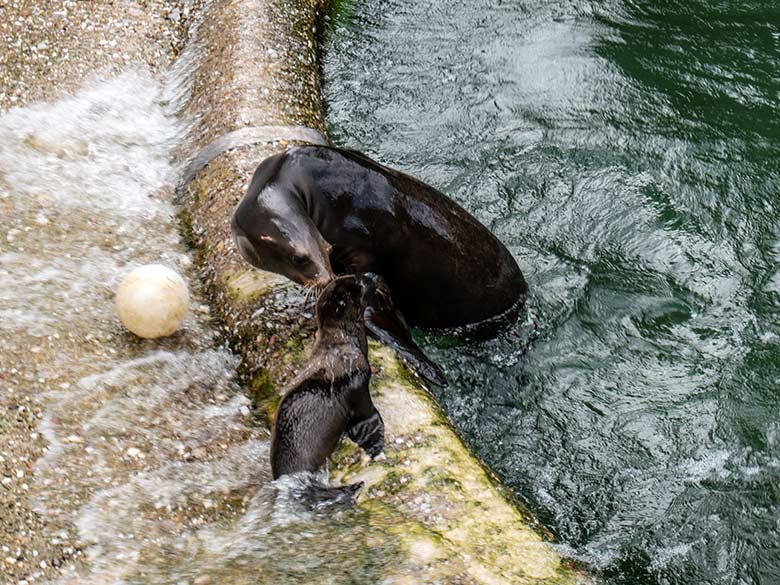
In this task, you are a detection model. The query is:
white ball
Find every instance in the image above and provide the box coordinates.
[115,264,190,338]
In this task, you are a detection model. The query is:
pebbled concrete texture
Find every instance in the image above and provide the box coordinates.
[0,0,187,111]
[0,2,189,583]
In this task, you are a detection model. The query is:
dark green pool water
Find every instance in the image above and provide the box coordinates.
[323,1,780,583]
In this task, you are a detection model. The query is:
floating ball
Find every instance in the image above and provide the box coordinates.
[115,264,189,338]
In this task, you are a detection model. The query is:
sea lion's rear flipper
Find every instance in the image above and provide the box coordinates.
[364,281,448,387]
[348,410,385,457]
[277,473,364,510]
[301,481,364,510]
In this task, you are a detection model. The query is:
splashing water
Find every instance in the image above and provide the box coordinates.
[0,61,412,582]
[0,72,285,583]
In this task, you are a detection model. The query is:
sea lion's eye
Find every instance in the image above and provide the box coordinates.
[291,254,308,266]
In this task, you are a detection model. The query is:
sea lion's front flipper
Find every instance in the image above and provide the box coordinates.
[364,281,448,387]
[347,410,384,458]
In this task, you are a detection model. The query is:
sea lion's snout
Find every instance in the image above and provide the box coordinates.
[288,251,333,289]
[296,236,335,288]
[230,206,334,288]
[304,248,335,289]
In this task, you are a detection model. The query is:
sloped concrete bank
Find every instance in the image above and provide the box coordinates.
[177,0,590,583]
[0,3,198,583]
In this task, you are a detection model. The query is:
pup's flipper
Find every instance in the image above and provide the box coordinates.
[300,481,364,510]
[279,474,364,510]
[364,279,447,387]
[347,410,385,458]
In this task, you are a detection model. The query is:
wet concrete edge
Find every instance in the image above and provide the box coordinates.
[175,0,593,582]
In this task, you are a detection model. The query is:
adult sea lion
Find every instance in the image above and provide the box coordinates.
[271,273,384,483]
[232,145,528,386]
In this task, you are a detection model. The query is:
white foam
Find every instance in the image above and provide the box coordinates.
[684,449,731,482]
[0,71,181,217]
[0,69,275,584]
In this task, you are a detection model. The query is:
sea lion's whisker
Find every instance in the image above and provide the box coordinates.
[303,283,318,306]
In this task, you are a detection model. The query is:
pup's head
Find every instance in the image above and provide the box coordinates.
[231,184,334,287]
[315,273,379,330]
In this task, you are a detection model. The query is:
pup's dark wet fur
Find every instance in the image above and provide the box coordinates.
[271,274,384,504]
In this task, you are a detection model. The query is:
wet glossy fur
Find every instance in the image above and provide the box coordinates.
[271,275,384,479]
[232,145,528,385]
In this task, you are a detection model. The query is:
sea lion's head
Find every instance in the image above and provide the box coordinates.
[316,273,379,330]
[231,184,334,288]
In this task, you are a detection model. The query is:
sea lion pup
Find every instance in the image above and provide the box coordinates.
[232,145,528,387]
[271,273,384,496]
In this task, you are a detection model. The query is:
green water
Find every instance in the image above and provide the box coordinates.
[323,1,780,583]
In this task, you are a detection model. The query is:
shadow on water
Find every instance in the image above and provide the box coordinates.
[324,0,780,583]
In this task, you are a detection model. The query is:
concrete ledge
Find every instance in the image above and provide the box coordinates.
[178,0,590,582]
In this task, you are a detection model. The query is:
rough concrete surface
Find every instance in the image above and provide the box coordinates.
[0,2,188,583]
[0,0,187,111]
